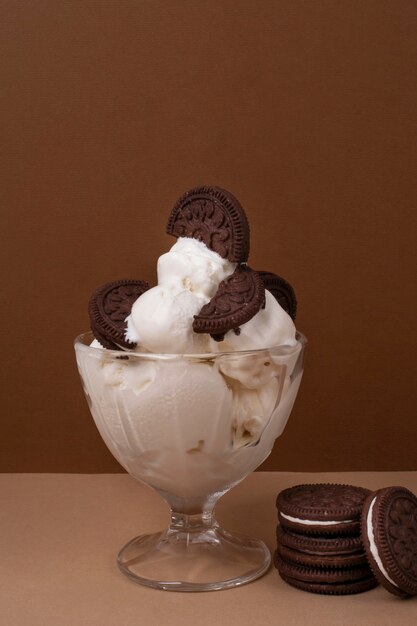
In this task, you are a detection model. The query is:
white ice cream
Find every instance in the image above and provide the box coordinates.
[126,286,209,354]
[157,237,235,300]
[76,341,303,497]
[125,238,236,353]
[77,235,304,498]
[125,237,297,354]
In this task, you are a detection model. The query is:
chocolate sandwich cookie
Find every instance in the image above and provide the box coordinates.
[90,323,120,351]
[278,572,378,596]
[274,552,377,595]
[167,185,250,263]
[276,540,368,569]
[361,486,417,597]
[89,279,150,350]
[277,483,371,535]
[192,265,265,340]
[258,271,297,320]
[276,525,364,556]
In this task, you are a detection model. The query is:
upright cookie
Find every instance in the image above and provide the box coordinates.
[258,271,297,320]
[361,486,417,597]
[193,265,265,340]
[277,483,371,535]
[89,279,150,350]
[166,186,250,262]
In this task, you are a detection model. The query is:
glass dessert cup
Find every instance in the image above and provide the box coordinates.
[75,331,306,591]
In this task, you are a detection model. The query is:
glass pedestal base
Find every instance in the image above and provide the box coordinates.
[117,525,271,592]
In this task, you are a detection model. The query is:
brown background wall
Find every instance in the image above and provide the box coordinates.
[1,0,416,473]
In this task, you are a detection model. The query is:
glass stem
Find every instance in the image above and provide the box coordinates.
[162,493,220,534]
[170,509,215,533]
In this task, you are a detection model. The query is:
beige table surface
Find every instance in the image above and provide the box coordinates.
[1,472,416,626]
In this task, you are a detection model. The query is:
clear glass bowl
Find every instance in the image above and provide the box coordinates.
[74,331,306,591]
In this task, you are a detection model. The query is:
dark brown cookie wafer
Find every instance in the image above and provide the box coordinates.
[91,323,120,350]
[166,186,250,262]
[276,541,368,569]
[89,279,150,350]
[277,483,371,535]
[258,271,297,320]
[276,525,363,556]
[361,487,417,597]
[192,265,265,340]
[278,572,378,595]
[274,552,373,584]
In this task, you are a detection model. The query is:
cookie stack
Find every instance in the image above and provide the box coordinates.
[275,484,378,594]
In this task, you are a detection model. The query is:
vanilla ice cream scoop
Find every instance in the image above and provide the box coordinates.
[125,238,236,353]
[125,237,296,354]
[158,238,236,300]
[126,284,209,353]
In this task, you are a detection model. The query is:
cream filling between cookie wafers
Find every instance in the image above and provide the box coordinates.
[280,512,354,526]
[367,496,399,588]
